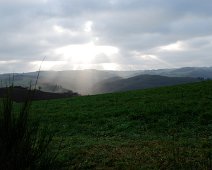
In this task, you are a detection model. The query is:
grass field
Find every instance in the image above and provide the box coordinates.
[29,81,212,169]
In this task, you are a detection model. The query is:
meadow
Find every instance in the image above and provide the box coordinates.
[29,81,212,169]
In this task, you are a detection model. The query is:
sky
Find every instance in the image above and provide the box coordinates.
[0,0,212,73]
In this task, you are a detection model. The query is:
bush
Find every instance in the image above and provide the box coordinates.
[0,85,61,170]
[199,112,212,125]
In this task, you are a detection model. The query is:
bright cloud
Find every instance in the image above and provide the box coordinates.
[84,21,93,32]
[158,41,186,52]
[0,0,212,72]
[54,42,119,64]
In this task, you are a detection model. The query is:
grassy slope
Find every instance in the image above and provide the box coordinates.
[30,81,212,169]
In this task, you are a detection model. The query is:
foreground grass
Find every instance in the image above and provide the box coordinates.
[29,81,212,169]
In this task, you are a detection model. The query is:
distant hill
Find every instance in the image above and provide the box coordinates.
[92,75,201,94]
[0,70,117,95]
[167,67,212,78]
[135,67,212,78]
[0,67,211,94]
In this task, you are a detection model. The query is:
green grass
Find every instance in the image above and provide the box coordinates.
[29,81,212,169]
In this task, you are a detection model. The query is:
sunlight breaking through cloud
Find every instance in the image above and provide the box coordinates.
[132,51,176,68]
[0,0,212,72]
[54,42,119,65]
[84,21,93,32]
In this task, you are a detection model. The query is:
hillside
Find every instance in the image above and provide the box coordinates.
[133,67,212,78]
[92,74,201,94]
[29,81,212,169]
[0,86,78,102]
[0,67,211,95]
[0,70,117,94]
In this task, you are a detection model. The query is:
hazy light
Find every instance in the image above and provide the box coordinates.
[140,54,157,60]
[159,41,185,51]
[30,61,67,70]
[53,25,64,33]
[53,25,78,36]
[54,42,119,65]
[133,51,175,68]
[84,21,93,32]
[0,60,19,64]
[101,63,120,70]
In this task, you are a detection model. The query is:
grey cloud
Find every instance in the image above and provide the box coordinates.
[0,0,212,72]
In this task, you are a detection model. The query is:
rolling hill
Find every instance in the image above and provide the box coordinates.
[0,67,211,95]
[92,74,201,94]
[0,86,78,102]
[28,80,212,169]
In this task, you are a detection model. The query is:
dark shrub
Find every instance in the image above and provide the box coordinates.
[199,112,212,125]
[0,85,61,170]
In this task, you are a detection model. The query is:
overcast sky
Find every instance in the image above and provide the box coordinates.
[0,0,212,73]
